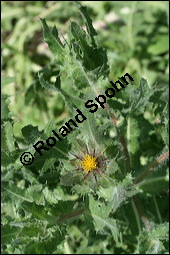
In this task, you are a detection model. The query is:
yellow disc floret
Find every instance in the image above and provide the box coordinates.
[80,154,98,172]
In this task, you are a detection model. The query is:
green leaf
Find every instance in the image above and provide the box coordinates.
[70,21,108,77]
[22,124,42,144]
[98,174,138,211]
[148,34,169,55]
[140,174,168,193]
[72,183,94,196]
[2,76,15,86]
[70,21,89,52]
[136,223,169,254]
[21,223,44,238]
[60,172,80,186]
[1,95,10,121]
[2,225,21,245]
[42,186,68,204]
[20,167,40,185]
[38,72,59,92]
[25,184,45,204]
[43,120,55,137]
[86,195,119,243]
[40,18,65,62]
[80,108,108,148]
[2,185,34,203]
[76,2,97,40]
[21,201,52,222]
[1,151,13,166]
[24,229,65,254]
[3,121,15,152]
[114,78,154,115]
[24,240,46,254]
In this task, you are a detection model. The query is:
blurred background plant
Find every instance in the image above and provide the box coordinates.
[2,1,169,135]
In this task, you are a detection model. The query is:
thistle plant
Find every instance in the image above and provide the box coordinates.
[2,2,169,254]
[64,141,110,183]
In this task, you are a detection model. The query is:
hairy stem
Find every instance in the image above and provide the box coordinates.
[104,104,153,229]
[134,151,169,184]
[105,104,152,230]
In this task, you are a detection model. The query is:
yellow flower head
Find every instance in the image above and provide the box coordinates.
[67,142,109,183]
[80,154,98,172]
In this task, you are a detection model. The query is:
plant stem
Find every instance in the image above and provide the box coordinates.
[132,196,152,231]
[56,209,84,224]
[153,195,162,224]
[119,134,131,173]
[105,104,155,231]
[134,151,169,184]
[131,198,141,232]
[105,104,131,173]
[105,104,152,230]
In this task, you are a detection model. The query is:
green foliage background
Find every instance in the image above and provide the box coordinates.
[2,1,169,254]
